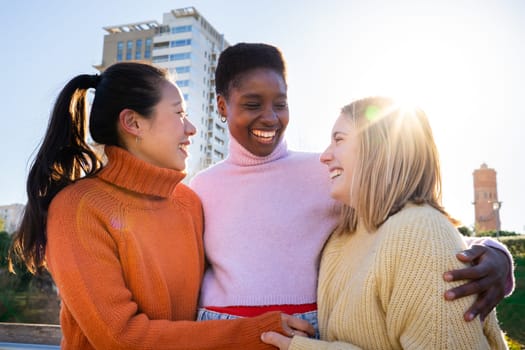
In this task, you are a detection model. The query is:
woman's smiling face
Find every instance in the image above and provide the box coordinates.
[218,68,289,157]
[320,114,360,207]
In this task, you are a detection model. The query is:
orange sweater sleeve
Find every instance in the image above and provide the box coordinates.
[46,183,284,350]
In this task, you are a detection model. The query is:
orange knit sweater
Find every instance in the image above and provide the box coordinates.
[45,146,283,350]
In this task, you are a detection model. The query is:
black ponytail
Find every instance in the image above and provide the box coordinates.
[10,74,103,274]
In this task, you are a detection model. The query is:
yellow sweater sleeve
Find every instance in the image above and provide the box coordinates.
[290,337,363,349]
[376,207,494,348]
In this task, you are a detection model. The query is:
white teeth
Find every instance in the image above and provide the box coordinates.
[179,144,188,152]
[330,169,342,179]
[251,129,276,138]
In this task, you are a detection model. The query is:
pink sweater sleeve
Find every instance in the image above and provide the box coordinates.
[464,237,515,297]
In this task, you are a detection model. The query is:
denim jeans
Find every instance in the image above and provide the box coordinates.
[197,307,320,339]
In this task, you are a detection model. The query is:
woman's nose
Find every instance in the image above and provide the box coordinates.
[260,108,279,125]
[320,145,333,164]
[185,118,197,135]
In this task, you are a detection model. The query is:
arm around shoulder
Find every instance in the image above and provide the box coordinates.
[464,236,515,296]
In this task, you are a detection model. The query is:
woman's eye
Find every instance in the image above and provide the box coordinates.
[274,102,288,110]
[177,111,188,118]
[243,103,260,110]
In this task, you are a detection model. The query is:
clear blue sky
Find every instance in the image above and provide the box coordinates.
[1,0,524,232]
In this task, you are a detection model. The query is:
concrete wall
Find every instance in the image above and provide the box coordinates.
[0,323,61,346]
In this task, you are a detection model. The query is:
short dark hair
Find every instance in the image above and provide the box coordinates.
[215,43,287,99]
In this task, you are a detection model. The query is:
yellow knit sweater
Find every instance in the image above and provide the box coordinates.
[290,204,507,349]
[46,146,283,350]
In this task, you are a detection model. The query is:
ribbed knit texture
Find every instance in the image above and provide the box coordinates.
[290,204,508,350]
[190,136,340,307]
[46,146,284,350]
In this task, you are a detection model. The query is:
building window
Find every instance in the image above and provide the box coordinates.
[171,25,192,33]
[176,80,190,87]
[175,66,191,74]
[126,40,133,60]
[216,124,225,134]
[170,52,191,61]
[135,39,142,60]
[183,94,189,101]
[152,55,169,63]
[117,41,123,61]
[145,38,152,59]
[213,150,224,158]
[214,136,224,146]
[153,41,170,49]
[171,39,192,47]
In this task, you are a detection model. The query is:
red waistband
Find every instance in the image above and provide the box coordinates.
[204,303,317,317]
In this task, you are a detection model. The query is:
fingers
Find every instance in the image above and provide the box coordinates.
[444,246,495,282]
[443,264,488,283]
[261,331,292,350]
[462,287,503,322]
[282,314,315,337]
[444,272,496,300]
[444,244,507,298]
[454,245,487,263]
[444,244,508,323]
[290,330,310,337]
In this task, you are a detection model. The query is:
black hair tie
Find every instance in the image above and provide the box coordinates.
[91,74,101,88]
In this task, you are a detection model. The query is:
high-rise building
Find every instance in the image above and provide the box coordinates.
[94,20,161,70]
[472,163,501,232]
[95,7,229,180]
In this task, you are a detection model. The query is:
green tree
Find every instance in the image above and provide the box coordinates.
[475,230,520,238]
[1,230,59,323]
[457,226,473,237]
[0,230,10,267]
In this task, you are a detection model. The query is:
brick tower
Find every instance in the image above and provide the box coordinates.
[473,163,501,232]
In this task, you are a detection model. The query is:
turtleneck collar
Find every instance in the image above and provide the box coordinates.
[97,146,186,198]
[226,133,289,166]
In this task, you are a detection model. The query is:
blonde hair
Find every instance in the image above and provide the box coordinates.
[335,96,458,235]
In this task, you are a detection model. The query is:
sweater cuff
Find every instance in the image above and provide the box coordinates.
[466,237,515,297]
[290,336,363,350]
[289,336,326,350]
[258,311,285,334]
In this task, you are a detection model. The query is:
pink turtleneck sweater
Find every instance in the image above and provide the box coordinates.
[190,137,340,307]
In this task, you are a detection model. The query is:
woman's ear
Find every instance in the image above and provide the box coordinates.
[217,95,227,118]
[118,109,140,137]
